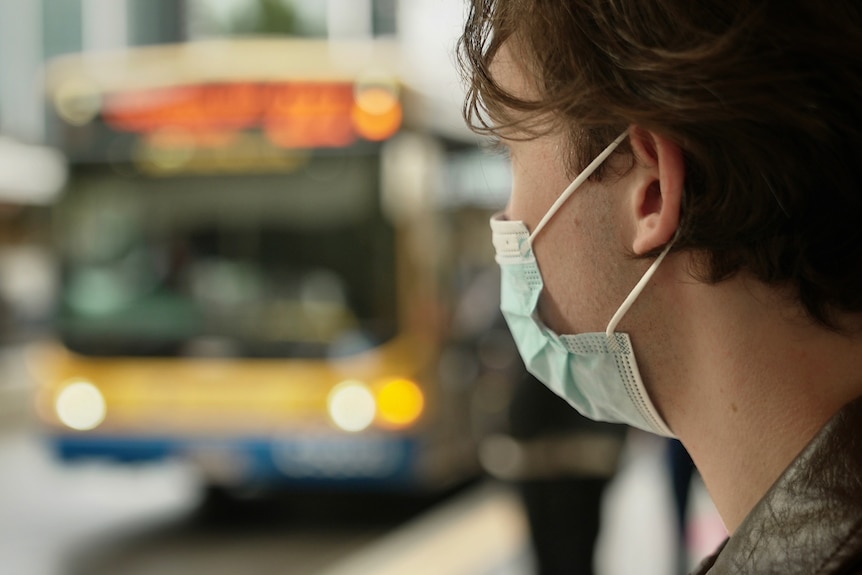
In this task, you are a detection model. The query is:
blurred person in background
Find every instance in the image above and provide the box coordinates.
[458,1,862,573]
[502,369,625,575]
[487,361,695,575]
[667,438,696,575]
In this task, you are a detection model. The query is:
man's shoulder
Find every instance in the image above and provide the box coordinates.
[700,396,862,574]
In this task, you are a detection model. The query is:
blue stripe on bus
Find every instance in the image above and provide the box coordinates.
[49,434,425,488]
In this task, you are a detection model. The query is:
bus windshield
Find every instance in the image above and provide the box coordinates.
[55,150,398,359]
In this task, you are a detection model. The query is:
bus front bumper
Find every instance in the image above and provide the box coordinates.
[48,432,436,490]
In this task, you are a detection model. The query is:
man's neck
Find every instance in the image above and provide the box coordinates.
[655,273,862,533]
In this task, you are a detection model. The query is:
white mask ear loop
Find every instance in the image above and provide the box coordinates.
[605,235,677,339]
[527,131,629,249]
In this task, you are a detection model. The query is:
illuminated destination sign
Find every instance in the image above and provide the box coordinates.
[102,82,402,149]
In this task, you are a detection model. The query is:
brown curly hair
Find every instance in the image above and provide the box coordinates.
[457,0,862,329]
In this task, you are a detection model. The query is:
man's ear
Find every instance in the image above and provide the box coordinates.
[627,126,684,255]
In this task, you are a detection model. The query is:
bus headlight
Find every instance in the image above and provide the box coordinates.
[376,378,424,428]
[55,379,107,431]
[327,380,376,433]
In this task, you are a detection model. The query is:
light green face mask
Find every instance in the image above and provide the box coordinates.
[490,132,675,437]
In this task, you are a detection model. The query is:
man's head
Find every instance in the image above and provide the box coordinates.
[459,0,862,329]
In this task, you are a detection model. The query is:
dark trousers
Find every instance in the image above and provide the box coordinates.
[519,477,609,575]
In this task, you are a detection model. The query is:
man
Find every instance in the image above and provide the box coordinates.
[457,1,862,573]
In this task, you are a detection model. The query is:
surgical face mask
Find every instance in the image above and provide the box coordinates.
[491,132,675,437]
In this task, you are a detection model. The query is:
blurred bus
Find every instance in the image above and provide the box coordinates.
[32,39,516,495]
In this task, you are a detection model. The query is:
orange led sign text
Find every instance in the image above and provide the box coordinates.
[103,82,401,149]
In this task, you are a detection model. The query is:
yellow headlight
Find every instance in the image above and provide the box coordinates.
[376,378,424,429]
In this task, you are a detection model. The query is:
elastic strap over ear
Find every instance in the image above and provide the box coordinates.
[528,131,629,245]
[605,230,678,340]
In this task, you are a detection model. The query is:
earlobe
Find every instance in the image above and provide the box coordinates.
[628,126,685,255]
